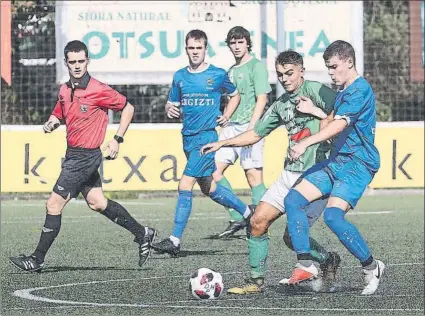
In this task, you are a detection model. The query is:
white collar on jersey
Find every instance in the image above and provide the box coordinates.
[187,63,210,73]
[232,55,254,68]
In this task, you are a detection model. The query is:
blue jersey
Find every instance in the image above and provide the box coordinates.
[168,64,238,136]
[332,76,380,174]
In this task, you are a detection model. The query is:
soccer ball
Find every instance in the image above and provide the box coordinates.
[189,268,224,300]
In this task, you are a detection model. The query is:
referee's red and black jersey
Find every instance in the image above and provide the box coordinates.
[52,73,127,149]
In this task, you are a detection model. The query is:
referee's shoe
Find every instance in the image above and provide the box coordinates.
[9,254,44,273]
[135,227,157,267]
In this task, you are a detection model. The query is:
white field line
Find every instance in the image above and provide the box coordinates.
[9,261,424,312]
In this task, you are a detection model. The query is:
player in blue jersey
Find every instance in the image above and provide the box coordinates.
[151,30,253,257]
[283,40,385,295]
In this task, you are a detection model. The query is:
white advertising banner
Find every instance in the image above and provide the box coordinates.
[56,1,363,85]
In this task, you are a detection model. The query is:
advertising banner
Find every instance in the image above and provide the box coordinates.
[56,1,363,85]
[1,123,423,193]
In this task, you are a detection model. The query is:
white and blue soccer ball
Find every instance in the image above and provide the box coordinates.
[189,268,224,300]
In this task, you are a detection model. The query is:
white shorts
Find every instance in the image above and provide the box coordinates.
[261,169,327,226]
[261,170,303,213]
[215,123,264,169]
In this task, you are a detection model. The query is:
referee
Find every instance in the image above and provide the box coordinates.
[9,40,157,272]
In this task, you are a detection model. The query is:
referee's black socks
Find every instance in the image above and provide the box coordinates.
[32,214,62,264]
[101,199,146,242]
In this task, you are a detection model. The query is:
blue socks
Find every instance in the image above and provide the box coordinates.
[285,189,373,265]
[171,190,193,239]
[284,189,311,255]
[171,186,249,241]
[324,207,371,263]
[209,184,249,218]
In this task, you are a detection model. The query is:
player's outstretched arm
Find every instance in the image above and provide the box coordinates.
[320,110,335,131]
[200,129,262,155]
[305,118,346,145]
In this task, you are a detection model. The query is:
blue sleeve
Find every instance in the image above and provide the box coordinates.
[334,89,364,126]
[168,74,181,105]
[220,72,238,96]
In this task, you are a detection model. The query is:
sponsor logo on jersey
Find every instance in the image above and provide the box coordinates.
[290,128,312,142]
[80,104,88,113]
[206,78,214,90]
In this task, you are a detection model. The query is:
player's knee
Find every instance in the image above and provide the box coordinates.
[87,198,108,212]
[245,169,262,187]
[250,213,268,236]
[46,198,63,215]
[212,170,223,182]
[283,228,293,250]
[323,207,345,230]
[283,189,308,212]
[197,176,213,195]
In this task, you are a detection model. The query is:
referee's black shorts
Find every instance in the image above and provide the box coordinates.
[53,147,103,199]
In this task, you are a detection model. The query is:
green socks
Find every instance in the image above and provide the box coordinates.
[217,177,244,221]
[217,178,267,222]
[285,228,329,264]
[249,234,270,279]
[251,183,267,206]
[309,237,329,264]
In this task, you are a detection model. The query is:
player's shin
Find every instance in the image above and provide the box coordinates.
[284,189,311,263]
[284,228,329,264]
[217,178,243,221]
[309,238,329,264]
[209,184,250,218]
[32,214,62,263]
[324,207,372,264]
[170,190,193,243]
[101,199,147,242]
[249,234,269,279]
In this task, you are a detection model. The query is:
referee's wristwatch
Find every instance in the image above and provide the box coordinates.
[114,135,124,144]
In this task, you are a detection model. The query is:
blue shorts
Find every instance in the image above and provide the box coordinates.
[183,130,218,178]
[304,155,373,208]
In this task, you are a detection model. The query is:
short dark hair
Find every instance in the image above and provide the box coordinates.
[225,26,252,52]
[185,29,208,47]
[64,40,88,60]
[275,50,304,67]
[323,40,356,66]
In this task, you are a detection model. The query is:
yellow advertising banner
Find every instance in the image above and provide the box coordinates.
[1,123,423,193]
[369,123,424,188]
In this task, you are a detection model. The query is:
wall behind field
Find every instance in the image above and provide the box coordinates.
[1,122,423,193]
